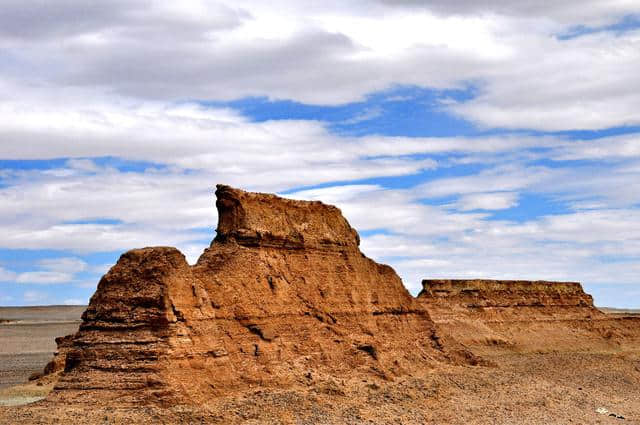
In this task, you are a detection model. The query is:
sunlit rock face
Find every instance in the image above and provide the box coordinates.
[418,279,639,353]
[419,279,597,313]
[48,185,472,406]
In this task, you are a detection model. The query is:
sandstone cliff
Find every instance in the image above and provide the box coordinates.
[418,279,639,353]
[48,185,472,406]
[419,279,599,319]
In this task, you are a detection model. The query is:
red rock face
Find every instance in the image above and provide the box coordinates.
[48,185,471,406]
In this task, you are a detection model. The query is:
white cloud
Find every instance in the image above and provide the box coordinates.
[16,271,74,285]
[362,220,640,295]
[73,281,100,289]
[290,184,488,237]
[550,134,640,161]
[0,97,439,187]
[90,263,115,275]
[38,257,87,273]
[63,298,86,306]
[2,257,92,286]
[0,115,637,301]
[448,31,640,130]
[456,192,519,211]
[375,0,640,28]
[0,1,639,130]
[287,183,640,296]
[416,164,558,198]
[341,107,384,125]
[0,1,639,308]
[0,267,17,282]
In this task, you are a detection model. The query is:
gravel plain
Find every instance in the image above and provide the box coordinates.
[0,306,83,390]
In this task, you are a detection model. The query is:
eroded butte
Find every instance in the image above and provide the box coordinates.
[1,185,638,424]
[47,185,475,406]
[419,279,640,354]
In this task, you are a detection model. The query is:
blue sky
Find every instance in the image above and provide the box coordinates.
[1,1,640,307]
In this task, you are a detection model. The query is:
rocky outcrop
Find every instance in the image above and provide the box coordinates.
[419,279,599,318]
[418,279,638,353]
[47,185,473,406]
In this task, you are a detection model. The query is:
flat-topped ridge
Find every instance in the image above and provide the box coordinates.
[420,279,585,296]
[416,279,638,355]
[419,279,596,310]
[214,184,360,249]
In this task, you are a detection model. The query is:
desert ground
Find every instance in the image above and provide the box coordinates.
[0,306,83,405]
[0,306,638,424]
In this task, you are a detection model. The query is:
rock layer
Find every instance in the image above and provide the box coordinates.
[419,279,598,318]
[418,279,639,353]
[48,185,470,406]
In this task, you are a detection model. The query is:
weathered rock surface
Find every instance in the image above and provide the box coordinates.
[419,279,640,353]
[47,185,472,406]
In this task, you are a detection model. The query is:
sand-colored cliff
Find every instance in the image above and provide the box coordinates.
[418,279,640,354]
[47,185,473,406]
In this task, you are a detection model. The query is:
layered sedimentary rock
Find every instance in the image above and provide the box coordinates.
[48,185,471,406]
[420,279,598,318]
[418,279,639,353]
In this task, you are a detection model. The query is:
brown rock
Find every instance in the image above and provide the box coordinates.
[47,185,474,406]
[418,279,640,353]
[419,279,597,311]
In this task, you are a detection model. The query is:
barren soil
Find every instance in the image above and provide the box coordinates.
[0,350,638,424]
[0,306,639,424]
[0,306,82,391]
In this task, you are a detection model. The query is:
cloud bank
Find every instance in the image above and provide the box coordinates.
[0,0,639,307]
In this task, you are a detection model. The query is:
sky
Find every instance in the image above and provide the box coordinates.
[1,1,640,308]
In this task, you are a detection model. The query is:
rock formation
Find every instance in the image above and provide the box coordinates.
[419,279,599,318]
[47,185,472,406]
[5,186,640,424]
[418,279,639,353]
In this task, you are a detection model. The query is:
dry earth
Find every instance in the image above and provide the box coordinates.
[0,299,638,424]
[1,347,639,424]
[0,306,83,393]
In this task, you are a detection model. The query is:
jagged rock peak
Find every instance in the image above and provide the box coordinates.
[214,184,360,249]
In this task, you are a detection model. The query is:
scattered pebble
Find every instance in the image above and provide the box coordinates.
[596,407,625,420]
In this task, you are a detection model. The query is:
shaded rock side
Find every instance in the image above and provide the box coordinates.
[418,279,639,353]
[48,185,471,406]
[50,247,199,405]
[43,335,75,376]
